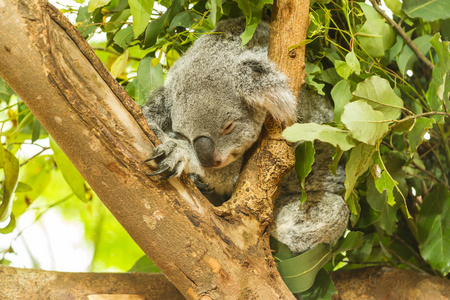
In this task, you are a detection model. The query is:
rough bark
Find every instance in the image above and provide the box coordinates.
[0,265,184,300]
[331,266,450,300]
[2,265,449,299]
[0,0,308,299]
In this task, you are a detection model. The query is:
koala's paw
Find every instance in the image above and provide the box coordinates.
[146,140,191,180]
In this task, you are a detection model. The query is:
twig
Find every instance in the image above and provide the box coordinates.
[368,0,434,70]
[411,160,450,190]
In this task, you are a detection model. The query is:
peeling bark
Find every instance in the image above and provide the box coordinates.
[0,0,308,299]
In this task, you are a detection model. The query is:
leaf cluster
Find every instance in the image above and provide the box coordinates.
[278,0,450,296]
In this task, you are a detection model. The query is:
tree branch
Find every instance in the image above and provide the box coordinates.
[368,0,434,70]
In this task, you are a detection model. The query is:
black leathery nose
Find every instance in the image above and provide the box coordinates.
[193,136,216,167]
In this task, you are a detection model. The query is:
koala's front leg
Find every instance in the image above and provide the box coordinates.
[146,138,197,179]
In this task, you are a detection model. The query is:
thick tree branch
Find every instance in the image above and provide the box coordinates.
[0,0,309,298]
[2,265,449,299]
[368,0,434,70]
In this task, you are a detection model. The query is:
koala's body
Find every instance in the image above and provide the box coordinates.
[143,18,349,253]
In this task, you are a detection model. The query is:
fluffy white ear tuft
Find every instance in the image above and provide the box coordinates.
[234,52,297,125]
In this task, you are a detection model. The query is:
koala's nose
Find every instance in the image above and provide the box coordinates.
[193,136,221,168]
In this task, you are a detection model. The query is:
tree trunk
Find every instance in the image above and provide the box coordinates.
[0,0,308,299]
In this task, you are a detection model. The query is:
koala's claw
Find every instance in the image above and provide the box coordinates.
[149,164,170,176]
[145,150,165,162]
[191,175,215,194]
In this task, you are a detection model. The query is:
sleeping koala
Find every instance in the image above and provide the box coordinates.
[142,17,349,253]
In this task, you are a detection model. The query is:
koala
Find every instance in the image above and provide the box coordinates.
[142,17,349,254]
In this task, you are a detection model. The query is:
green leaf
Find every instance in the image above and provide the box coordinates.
[88,0,111,12]
[402,0,450,22]
[277,244,332,293]
[294,142,315,203]
[13,155,53,218]
[417,185,450,276]
[347,233,374,263]
[129,0,155,37]
[366,176,399,235]
[283,123,356,151]
[110,49,129,78]
[15,182,33,193]
[427,34,450,113]
[104,9,132,32]
[170,11,204,30]
[135,57,163,105]
[0,147,19,222]
[50,138,86,202]
[352,76,404,120]
[385,0,404,16]
[345,51,361,75]
[31,118,42,144]
[332,231,365,253]
[128,255,161,273]
[0,213,15,234]
[344,143,375,200]
[357,2,382,20]
[374,171,397,206]
[398,35,432,75]
[144,0,183,48]
[113,26,134,49]
[335,60,352,79]
[341,101,389,145]
[357,19,396,58]
[296,268,337,300]
[209,0,223,26]
[408,117,435,153]
[331,79,352,123]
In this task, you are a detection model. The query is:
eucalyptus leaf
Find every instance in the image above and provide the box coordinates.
[345,51,361,75]
[344,143,375,200]
[88,0,111,12]
[129,0,154,37]
[426,34,450,114]
[402,0,450,22]
[357,19,396,58]
[113,26,134,49]
[295,141,315,203]
[135,57,163,105]
[341,101,389,145]
[332,231,364,253]
[283,123,355,151]
[417,185,450,276]
[129,255,161,273]
[374,171,397,206]
[352,76,404,120]
[0,147,19,223]
[170,11,203,30]
[331,79,352,123]
[335,60,352,79]
[408,117,435,153]
[277,244,332,293]
[296,268,337,300]
[398,35,432,75]
[110,49,129,78]
[144,0,183,48]
[50,138,86,202]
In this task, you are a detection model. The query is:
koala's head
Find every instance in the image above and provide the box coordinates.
[161,24,296,169]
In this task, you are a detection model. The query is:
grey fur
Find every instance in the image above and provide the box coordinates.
[142,18,349,253]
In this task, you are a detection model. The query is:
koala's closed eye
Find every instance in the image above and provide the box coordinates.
[221,121,235,135]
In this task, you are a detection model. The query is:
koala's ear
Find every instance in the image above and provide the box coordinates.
[234,54,297,124]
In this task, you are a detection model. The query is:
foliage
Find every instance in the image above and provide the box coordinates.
[1,0,449,297]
